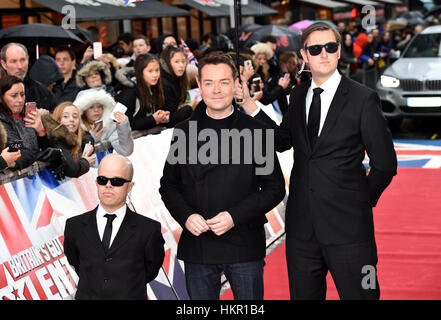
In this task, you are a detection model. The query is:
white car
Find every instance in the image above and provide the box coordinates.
[377,25,441,128]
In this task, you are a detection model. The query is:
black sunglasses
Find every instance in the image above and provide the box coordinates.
[304,42,339,56]
[96,176,131,187]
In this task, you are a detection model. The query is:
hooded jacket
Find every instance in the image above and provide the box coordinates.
[74,88,134,156]
[75,60,115,96]
[29,55,64,87]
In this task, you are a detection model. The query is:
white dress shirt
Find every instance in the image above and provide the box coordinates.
[96,204,127,247]
[305,69,342,136]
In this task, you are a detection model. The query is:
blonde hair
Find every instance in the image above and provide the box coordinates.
[51,102,84,159]
[250,42,273,60]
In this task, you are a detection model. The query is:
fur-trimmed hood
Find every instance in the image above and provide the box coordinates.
[76,60,112,88]
[0,121,7,150]
[73,88,116,131]
[41,114,79,148]
[115,66,135,88]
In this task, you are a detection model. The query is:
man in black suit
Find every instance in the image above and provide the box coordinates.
[63,154,165,300]
[242,22,397,300]
[159,52,285,300]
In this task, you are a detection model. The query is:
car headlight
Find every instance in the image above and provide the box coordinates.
[380,75,400,88]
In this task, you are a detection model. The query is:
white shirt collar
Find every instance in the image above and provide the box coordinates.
[310,69,342,95]
[97,204,127,219]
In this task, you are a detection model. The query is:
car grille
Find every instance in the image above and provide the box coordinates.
[401,79,423,91]
[400,79,441,91]
[426,80,441,91]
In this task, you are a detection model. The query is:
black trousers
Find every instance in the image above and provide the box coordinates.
[285,233,380,300]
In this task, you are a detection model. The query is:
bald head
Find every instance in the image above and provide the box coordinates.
[99,154,134,181]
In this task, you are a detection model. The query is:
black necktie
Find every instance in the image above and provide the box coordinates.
[308,87,324,148]
[102,214,117,250]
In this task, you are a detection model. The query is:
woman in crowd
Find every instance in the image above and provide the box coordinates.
[155,33,178,55]
[340,33,359,77]
[76,60,115,96]
[250,42,273,83]
[74,88,134,156]
[159,46,194,122]
[0,121,21,171]
[41,102,96,179]
[250,43,291,115]
[278,51,299,88]
[115,53,170,132]
[0,75,48,170]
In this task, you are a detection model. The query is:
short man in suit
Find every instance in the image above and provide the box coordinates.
[63,154,165,300]
[159,52,285,300]
[242,22,397,299]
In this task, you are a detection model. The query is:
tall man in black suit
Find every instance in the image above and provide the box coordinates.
[63,154,165,300]
[242,22,397,300]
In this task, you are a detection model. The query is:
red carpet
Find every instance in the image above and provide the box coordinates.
[222,168,441,300]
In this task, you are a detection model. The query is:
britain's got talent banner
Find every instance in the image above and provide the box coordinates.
[0,103,289,300]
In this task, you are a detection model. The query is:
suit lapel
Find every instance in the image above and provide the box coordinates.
[81,207,103,251]
[108,208,136,254]
[312,75,349,153]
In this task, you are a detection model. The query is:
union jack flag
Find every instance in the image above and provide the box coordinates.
[180,38,198,68]
[364,140,441,168]
[0,169,98,300]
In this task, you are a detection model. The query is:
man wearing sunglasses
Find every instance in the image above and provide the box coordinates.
[63,154,165,299]
[243,22,397,300]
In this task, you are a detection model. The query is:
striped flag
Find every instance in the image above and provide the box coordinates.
[125,0,147,4]
[180,38,198,68]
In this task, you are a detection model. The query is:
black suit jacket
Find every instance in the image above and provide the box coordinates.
[255,75,397,245]
[63,206,165,300]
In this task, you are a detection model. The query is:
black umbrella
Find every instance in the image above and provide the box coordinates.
[225,24,262,43]
[69,25,94,43]
[397,11,427,26]
[423,5,441,18]
[0,23,84,48]
[240,25,302,52]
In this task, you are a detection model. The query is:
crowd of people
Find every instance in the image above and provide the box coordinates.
[0,18,402,301]
[337,20,428,86]
[0,28,305,180]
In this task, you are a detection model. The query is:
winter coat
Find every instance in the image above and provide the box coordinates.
[41,114,91,179]
[52,70,81,104]
[75,60,115,96]
[0,112,48,170]
[159,101,286,264]
[159,59,194,123]
[24,74,58,112]
[29,55,64,87]
[74,88,134,156]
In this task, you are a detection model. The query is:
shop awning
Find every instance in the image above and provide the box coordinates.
[338,0,381,6]
[33,0,192,21]
[298,0,348,8]
[177,0,278,18]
